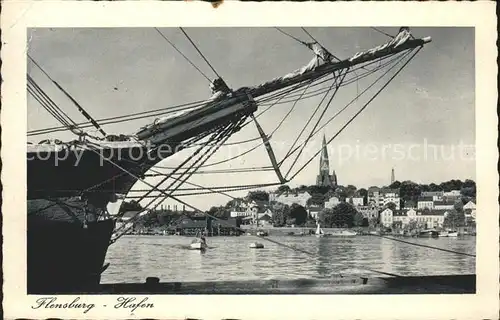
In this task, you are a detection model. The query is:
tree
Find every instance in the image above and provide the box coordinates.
[324,202,357,228]
[389,181,402,189]
[119,200,143,213]
[247,190,269,202]
[346,185,357,197]
[307,193,326,206]
[392,221,403,230]
[277,185,291,194]
[443,211,466,228]
[290,204,308,226]
[207,206,230,219]
[272,204,289,227]
[369,217,379,228]
[386,202,397,211]
[353,212,364,227]
[453,201,464,213]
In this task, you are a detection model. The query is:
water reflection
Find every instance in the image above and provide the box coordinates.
[102,235,476,283]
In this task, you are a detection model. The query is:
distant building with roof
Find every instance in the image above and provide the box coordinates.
[421,191,444,201]
[269,191,311,207]
[167,215,240,236]
[357,205,378,220]
[434,200,456,210]
[324,196,340,209]
[417,197,434,209]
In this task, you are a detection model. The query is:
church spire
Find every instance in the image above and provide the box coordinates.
[319,134,330,173]
[316,134,337,187]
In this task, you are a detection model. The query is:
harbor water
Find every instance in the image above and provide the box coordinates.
[101,235,476,283]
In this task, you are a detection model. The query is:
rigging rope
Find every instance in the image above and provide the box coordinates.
[288,47,422,181]
[27,75,78,130]
[376,235,476,258]
[179,27,224,81]
[371,27,395,39]
[301,27,341,62]
[155,28,212,83]
[278,49,414,167]
[274,27,308,46]
[28,55,106,137]
[283,73,341,175]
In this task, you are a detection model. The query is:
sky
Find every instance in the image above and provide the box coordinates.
[27,27,475,210]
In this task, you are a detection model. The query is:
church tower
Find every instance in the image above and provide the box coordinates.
[316,135,337,187]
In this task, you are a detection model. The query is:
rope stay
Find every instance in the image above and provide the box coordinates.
[277,50,414,167]
[284,69,348,177]
[109,118,246,242]
[29,55,106,137]
[154,27,212,83]
[288,47,422,181]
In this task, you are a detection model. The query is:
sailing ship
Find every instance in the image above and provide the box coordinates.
[315,223,325,238]
[27,27,432,293]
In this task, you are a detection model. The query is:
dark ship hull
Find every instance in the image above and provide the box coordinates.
[27,217,115,293]
[27,94,258,293]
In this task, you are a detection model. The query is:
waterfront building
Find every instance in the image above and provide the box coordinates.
[417,197,434,209]
[463,200,476,210]
[168,215,240,236]
[421,191,444,201]
[403,200,417,209]
[380,208,393,228]
[415,210,445,229]
[433,200,456,210]
[324,196,340,209]
[348,197,364,206]
[380,188,401,209]
[443,190,461,197]
[367,186,381,207]
[308,206,322,220]
[269,191,311,207]
[316,134,338,187]
[230,210,251,218]
[357,205,378,220]
[392,208,417,226]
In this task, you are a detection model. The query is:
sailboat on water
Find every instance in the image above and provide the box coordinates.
[315,223,325,238]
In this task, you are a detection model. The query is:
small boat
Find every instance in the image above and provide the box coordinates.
[249,242,264,249]
[439,230,458,237]
[189,240,207,250]
[418,230,439,238]
[256,230,268,237]
[327,229,357,237]
[315,223,325,238]
[189,232,208,250]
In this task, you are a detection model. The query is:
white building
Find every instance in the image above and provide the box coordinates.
[463,201,476,210]
[417,197,434,209]
[324,196,341,209]
[393,209,418,226]
[443,190,461,197]
[403,200,417,209]
[415,210,445,229]
[434,200,455,210]
[380,208,393,228]
[348,197,364,206]
[269,191,311,207]
[367,187,381,207]
[357,205,378,220]
[368,187,400,209]
[421,191,444,201]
